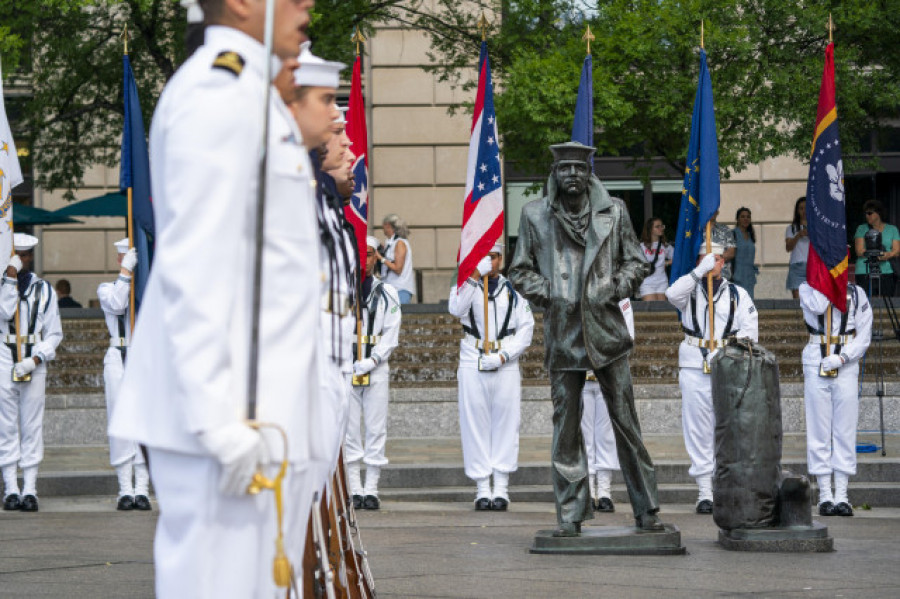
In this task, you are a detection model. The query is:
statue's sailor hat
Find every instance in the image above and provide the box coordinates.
[13,233,38,251]
[698,241,726,257]
[550,141,596,164]
[113,238,130,254]
[294,42,346,88]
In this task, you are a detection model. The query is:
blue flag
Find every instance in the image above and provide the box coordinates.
[670,49,721,284]
[571,54,594,169]
[120,54,154,310]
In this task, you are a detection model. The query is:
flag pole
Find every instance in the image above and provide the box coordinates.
[123,26,136,334]
[700,23,715,370]
[477,12,492,355]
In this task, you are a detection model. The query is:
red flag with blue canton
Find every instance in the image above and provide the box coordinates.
[344,55,369,280]
[457,41,503,288]
[805,42,848,312]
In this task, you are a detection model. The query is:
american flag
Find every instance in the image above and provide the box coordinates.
[457,41,503,288]
[344,54,369,279]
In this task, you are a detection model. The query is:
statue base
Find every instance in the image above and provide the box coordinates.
[718,522,833,552]
[530,524,686,555]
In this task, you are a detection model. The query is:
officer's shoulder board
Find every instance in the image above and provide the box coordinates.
[212,51,245,77]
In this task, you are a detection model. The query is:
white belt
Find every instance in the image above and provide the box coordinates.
[464,334,506,351]
[321,292,351,317]
[110,337,129,348]
[809,333,855,344]
[684,336,724,350]
[358,335,381,345]
[3,334,41,344]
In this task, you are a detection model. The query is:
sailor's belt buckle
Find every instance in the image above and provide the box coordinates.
[586,372,598,382]
[359,335,381,345]
[110,337,129,348]
[465,335,503,351]
[351,373,370,387]
[685,336,719,350]
[811,334,854,345]
[321,293,351,317]
[4,334,40,344]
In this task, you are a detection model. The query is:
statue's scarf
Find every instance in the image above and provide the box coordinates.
[547,174,591,247]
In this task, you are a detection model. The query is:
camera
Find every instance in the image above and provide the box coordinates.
[864,228,884,273]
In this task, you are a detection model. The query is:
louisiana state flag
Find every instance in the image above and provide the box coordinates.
[805,42,847,312]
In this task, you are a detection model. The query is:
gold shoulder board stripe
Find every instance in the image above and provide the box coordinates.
[212,51,245,76]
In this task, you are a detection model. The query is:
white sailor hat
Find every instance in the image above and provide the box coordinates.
[113,238,130,254]
[294,42,346,88]
[180,0,203,23]
[366,236,380,250]
[334,106,349,125]
[490,241,504,254]
[698,241,725,257]
[13,233,38,252]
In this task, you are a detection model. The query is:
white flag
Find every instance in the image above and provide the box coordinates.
[0,60,23,260]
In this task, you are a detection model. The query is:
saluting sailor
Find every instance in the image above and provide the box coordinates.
[579,297,633,513]
[665,241,758,514]
[0,233,63,513]
[345,236,401,511]
[98,239,150,511]
[108,0,325,595]
[799,281,872,517]
[449,243,534,511]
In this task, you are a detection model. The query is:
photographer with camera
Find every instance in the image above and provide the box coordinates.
[785,197,810,299]
[854,200,900,297]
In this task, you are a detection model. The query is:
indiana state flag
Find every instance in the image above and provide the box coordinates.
[670,49,721,284]
[805,42,848,312]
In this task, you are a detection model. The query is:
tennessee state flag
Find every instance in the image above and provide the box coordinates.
[344,55,369,279]
[457,41,503,288]
[805,42,848,312]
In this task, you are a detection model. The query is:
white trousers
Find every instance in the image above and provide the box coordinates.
[316,360,350,493]
[103,349,144,467]
[579,380,620,472]
[457,366,521,480]
[149,448,321,599]
[344,374,389,467]
[803,363,860,476]
[0,366,47,470]
[679,367,715,478]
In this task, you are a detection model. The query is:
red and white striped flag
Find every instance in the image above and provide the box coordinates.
[457,41,503,288]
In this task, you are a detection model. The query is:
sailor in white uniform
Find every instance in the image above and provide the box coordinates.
[579,297,634,513]
[107,1,327,595]
[98,238,151,511]
[345,236,401,510]
[0,233,63,513]
[449,243,535,510]
[799,281,872,517]
[666,242,758,514]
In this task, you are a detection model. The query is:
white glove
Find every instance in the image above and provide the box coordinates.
[474,256,492,277]
[692,253,717,277]
[197,423,266,496]
[7,255,22,274]
[479,353,502,370]
[121,248,138,273]
[353,358,377,375]
[821,354,844,372]
[13,358,36,378]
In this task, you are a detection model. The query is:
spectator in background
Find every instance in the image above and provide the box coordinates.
[785,197,810,299]
[854,199,900,297]
[638,217,673,301]
[55,279,82,309]
[731,207,759,299]
[377,213,415,303]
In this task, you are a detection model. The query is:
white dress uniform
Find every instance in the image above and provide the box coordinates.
[97,263,149,505]
[666,267,757,506]
[0,270,63,503]
[799,282,872,511]
[344,277,401,500]
[108,26,321,598]
[580,298,633,505]
[448,274,535,503]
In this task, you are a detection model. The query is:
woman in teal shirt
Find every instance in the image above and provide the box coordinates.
[854,199,900,297]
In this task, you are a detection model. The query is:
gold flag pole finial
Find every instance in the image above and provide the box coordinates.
[582,25,595,55]
[121,24,129,55]
[700,20,704,49]
[828,13,833,43]
[351,26,366,57]
[477,11,490,42]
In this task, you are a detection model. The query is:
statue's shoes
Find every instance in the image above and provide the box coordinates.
[133,495,152,511]
[491,497,509,511]
[636,512,664,531]
[20,495,38,512]
[818,501,837,516]
[474,497,492,511]
[116,495,135,511]
[695,499,713,515]
[552,522,581,537]
[834,501,854,517]
[3,493,21,511]
[597,497,615,513]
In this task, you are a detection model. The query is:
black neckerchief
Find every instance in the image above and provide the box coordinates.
[487,276,500,295]
[361,275,374,302]
[17,271,31,300]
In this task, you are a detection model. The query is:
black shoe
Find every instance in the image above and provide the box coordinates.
[474,497,492,511]
[352,494,364,510]
[117,495,135,511]
[696,499,713,514]
[133,495,152,511]
[636,512,664,531]
[3,494,21,511]
[834,501,854,517]
[362,494,380,510]
[552,522,581,537]
[20,495,38,512]
[818,501,837,516]
[597,497,615,513]
[491,497,508,511]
